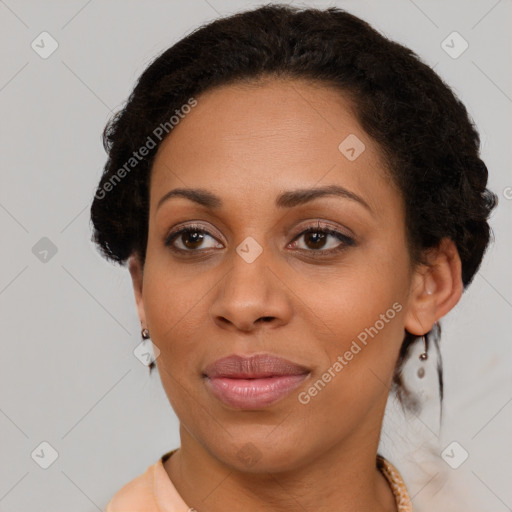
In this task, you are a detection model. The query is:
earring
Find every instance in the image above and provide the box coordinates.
[419,334,428,361]
[141,328,157,373]
[416,335,428,379]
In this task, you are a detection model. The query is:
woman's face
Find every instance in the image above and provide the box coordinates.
[131,78,429,471]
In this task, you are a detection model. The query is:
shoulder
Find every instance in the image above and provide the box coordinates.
[105,461,157,512]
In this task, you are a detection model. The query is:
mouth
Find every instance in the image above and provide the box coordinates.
[202,353,310,409]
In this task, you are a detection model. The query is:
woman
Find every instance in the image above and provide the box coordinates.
[90,4,497,511]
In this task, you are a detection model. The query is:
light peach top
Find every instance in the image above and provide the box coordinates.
[106,448,413,512]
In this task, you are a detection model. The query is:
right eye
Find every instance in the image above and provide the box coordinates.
[164,224,223,253]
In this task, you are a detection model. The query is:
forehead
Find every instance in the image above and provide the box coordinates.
[149,78,398,216]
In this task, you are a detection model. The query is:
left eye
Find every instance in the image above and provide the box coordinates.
[288,227,354,253]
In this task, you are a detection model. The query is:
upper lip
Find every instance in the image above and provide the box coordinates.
[203,354,310,379]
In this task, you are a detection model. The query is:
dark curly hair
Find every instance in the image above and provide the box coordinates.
[89,4,497,391]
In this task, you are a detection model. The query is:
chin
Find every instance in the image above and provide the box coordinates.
[215,437,306,473]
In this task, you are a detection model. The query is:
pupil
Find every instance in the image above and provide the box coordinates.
[307,232,326,249]
[184,231,203,249]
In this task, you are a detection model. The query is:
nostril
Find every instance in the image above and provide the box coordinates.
[259,316,274,323]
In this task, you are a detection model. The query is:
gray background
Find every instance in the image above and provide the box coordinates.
[0,0,510,511]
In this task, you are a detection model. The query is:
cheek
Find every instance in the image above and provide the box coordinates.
[141,258,217,359]
[298,281,406,431]
[312,275,406,370]
[304,247,410,390]
[295,238,409,334]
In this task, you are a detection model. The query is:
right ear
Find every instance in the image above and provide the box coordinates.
[128,254,147,329]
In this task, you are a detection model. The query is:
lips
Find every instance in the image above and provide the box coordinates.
[202,354,310,409]
[202,353,310,379]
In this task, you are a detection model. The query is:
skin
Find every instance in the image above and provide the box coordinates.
[128,77,463,512]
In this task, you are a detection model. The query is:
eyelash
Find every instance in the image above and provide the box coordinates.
[164,222,355,257]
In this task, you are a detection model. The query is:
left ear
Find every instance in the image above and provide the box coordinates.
[404,237,463,336]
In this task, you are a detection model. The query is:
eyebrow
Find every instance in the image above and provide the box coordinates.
[156,184,372,213]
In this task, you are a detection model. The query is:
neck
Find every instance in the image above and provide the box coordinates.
[164,420,397,512]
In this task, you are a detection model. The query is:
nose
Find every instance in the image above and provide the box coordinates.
[209,248,293,333]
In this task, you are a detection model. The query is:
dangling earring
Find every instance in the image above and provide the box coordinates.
[420,286,432,366]
[140,328,158,375]
[141,327,156,373]
[417,334,428,379]
[419,334,428,361]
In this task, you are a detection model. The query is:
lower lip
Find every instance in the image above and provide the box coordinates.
[204,374,309,409]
